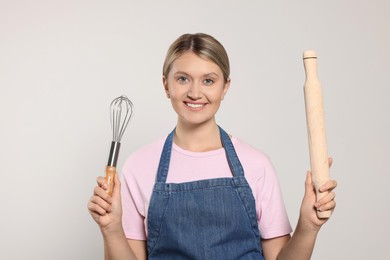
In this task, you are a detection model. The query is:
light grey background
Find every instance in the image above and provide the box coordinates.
[1,0,389,259]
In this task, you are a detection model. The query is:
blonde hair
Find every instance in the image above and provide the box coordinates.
[163,33,230,82]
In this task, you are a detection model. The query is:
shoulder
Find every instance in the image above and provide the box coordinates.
[127,137,165,161]
[232,137,273,167]
[122,136,166,177]
[232,136,278,184]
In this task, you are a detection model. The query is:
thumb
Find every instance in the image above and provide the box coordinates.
[304,171,315,197]
[112,173,122,199]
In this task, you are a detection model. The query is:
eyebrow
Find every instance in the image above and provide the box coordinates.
[173,71,220,78]
[204,73,220,78]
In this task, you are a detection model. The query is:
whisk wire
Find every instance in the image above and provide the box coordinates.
[110,95,133,142]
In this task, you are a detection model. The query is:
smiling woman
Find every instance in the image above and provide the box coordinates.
[87,33,337,260]
[163,52,230,131]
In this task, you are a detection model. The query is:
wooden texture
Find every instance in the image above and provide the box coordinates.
[303,50,332,218]
[105,166,116,196]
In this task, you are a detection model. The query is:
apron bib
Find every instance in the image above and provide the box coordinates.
[147,126,264,259]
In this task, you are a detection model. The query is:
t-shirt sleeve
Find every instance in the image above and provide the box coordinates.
[121,164,147,240]
[120,137,165,241]
[256,156,293,239]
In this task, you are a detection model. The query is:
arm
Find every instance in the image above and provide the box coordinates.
[277,169,336,260]
[127,240,147,260]
[263,159,337,260]
[262,223,318,260]
[88,173,145,259]
[262,235,291,260]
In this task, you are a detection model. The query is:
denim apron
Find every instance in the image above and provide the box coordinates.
[147,126,264,259]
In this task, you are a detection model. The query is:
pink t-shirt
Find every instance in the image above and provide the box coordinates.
[121,136,292,240]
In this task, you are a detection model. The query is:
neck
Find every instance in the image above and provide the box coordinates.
[174,120,222,152]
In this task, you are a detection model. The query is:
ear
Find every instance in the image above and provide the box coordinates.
[162,76,170,98]
[221,78,231,100]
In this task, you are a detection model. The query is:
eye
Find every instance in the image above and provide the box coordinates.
[177,76,188,84]
[203,78,214,86]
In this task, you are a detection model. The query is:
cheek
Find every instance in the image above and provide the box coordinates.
[168,88,179,98]
[168,84,186,99]
[213,88,227,101]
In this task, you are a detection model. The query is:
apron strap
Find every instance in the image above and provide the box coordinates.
[218,126,245,178]
[155,126,245,183]
[156,129,175,183]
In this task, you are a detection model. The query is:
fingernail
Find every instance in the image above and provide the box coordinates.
[314,202,320,208]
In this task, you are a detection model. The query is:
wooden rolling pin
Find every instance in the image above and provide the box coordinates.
[303,50,331,218]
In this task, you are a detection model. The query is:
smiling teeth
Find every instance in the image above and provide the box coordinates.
[186,103,203,108]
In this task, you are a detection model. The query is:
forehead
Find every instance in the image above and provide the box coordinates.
[170,52,222,76]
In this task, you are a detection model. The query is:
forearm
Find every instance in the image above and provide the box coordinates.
[276,219,319,260]
[102,228,137,260]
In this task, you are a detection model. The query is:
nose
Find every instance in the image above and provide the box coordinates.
[187,82,201,100]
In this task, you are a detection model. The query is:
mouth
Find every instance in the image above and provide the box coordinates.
[184,102,206,109]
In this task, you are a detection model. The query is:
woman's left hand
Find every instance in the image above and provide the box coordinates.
[299,157,337,231]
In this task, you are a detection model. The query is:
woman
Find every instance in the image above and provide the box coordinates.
[88,33,337,259]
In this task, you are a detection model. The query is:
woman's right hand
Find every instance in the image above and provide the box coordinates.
[88,173,123,234]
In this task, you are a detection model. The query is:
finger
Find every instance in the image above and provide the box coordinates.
[319,179,338,192]
[305,171,312,185]
[304,171,315,196]
[97,176,108,190]
[112,173,122,198]
[328,157,333,168]
[315,191,336,210]
[94,185,113,204]
[317,190,336,204]
[317,199,336,212]
[87,200,108,216]
[90,195,112,212]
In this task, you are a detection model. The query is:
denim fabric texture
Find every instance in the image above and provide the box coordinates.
[147,126,264,259]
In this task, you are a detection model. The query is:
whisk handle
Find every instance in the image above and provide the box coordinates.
[105,166,116,196]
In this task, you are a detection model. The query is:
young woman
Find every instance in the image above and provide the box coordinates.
[88,33,337,260]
